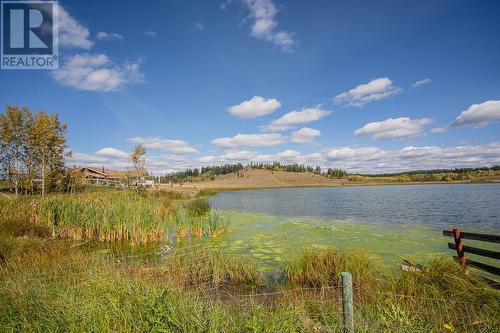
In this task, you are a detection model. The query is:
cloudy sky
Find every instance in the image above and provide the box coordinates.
[2,0,500,174]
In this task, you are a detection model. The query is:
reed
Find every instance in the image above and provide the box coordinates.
[183,198,211,217]
[354,259,500,332]
[282,247,383,290]
[0,189,227,244]
[196,189,218,198]
[161,244,265,287]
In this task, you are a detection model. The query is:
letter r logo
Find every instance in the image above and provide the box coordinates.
[1,1,58,69]
[2,1,53,55]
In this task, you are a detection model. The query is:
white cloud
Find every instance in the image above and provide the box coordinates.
[275,149,302,162]
[334,77,401,107]
[145,155,189,174]
[211,133,286,149]
[220,0,233,10]
[198,151,256,165]
[325,142,500,173]
[68,152,110,165]
[326,147,382,161]
[52,54,144,91]
[431,127,447,134]
[412,78,431,88]
[354,117,433,140]
[144,31,157,37]
[196,149,322,168]
[128,137,199,155]
[194,22,205,31]
[227,96,281,118]
[96,31,124,41]
[54,3,93,49]
[68,149,193,175]
[263,107,331,131]
[451,100,500,128]
[96,147,129,159]
[224,150,259,161]
[43,5,146,92]
[173,142,500,174]
[69,141,500,175]
[244,0,296,53]
[291,127,320,144]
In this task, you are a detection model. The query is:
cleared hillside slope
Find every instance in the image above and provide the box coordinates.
[162,168,345,193]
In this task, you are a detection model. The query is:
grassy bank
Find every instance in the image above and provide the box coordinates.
[0,189,498,332]
[0,188,227,244]
[0,218,498,332]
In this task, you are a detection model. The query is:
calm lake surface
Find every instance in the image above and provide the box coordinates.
[209,184,499,268]
[211,184,500,231]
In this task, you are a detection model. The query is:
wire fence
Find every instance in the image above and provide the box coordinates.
[68,240,500,332]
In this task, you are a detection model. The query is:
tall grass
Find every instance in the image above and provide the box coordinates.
[161,244,264,287]
[0,189,227,244]
[0,194,498,332]
[0,240,306,332]
[0,234,498,332]
[281,248,499,331]
[196,189,218,198]
[183,198,211,217]
[283,247,382,290]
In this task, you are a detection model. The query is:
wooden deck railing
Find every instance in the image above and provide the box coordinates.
[443,228,500,279]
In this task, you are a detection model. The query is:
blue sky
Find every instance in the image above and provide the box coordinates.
[1,0,500,174]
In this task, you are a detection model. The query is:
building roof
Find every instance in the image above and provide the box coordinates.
[74,166,131,180]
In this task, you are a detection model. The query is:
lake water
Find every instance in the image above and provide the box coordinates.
[211,184,500,231]
[209,184,500,269]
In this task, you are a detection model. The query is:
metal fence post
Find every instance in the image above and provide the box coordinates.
[341,272,354,333]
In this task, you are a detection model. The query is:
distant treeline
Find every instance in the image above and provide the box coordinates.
[250,162,348,179]
[324,168,348,179]
[201,163,244,175]
[163,163,245,183]
[349,166,500,183]
[357,166,500,177]
[250,162,318,173]
[162,163,348,183]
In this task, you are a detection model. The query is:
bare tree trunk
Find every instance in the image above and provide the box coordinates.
[14,157,19,196]
[7,160,14,194]
[41,158,45,196]
[31,171,34,195]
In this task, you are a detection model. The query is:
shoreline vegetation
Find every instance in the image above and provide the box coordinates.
[1,229,499,331]
[1,188,499,331]
[0,189,227,245]
[159,166,500,196]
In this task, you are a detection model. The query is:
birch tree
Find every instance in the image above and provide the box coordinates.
[130,144,146,184]
[0,106,31,195]
[28,111,68,196]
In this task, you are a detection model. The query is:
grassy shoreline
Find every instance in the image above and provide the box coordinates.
[1,188,498,332]
[0,188,228,244]
[1,237,498,332]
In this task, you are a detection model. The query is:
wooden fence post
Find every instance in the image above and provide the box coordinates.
[453,228,466,267]
[341,272,354,333]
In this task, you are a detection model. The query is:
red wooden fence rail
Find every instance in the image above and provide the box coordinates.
[443,228,500,279]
